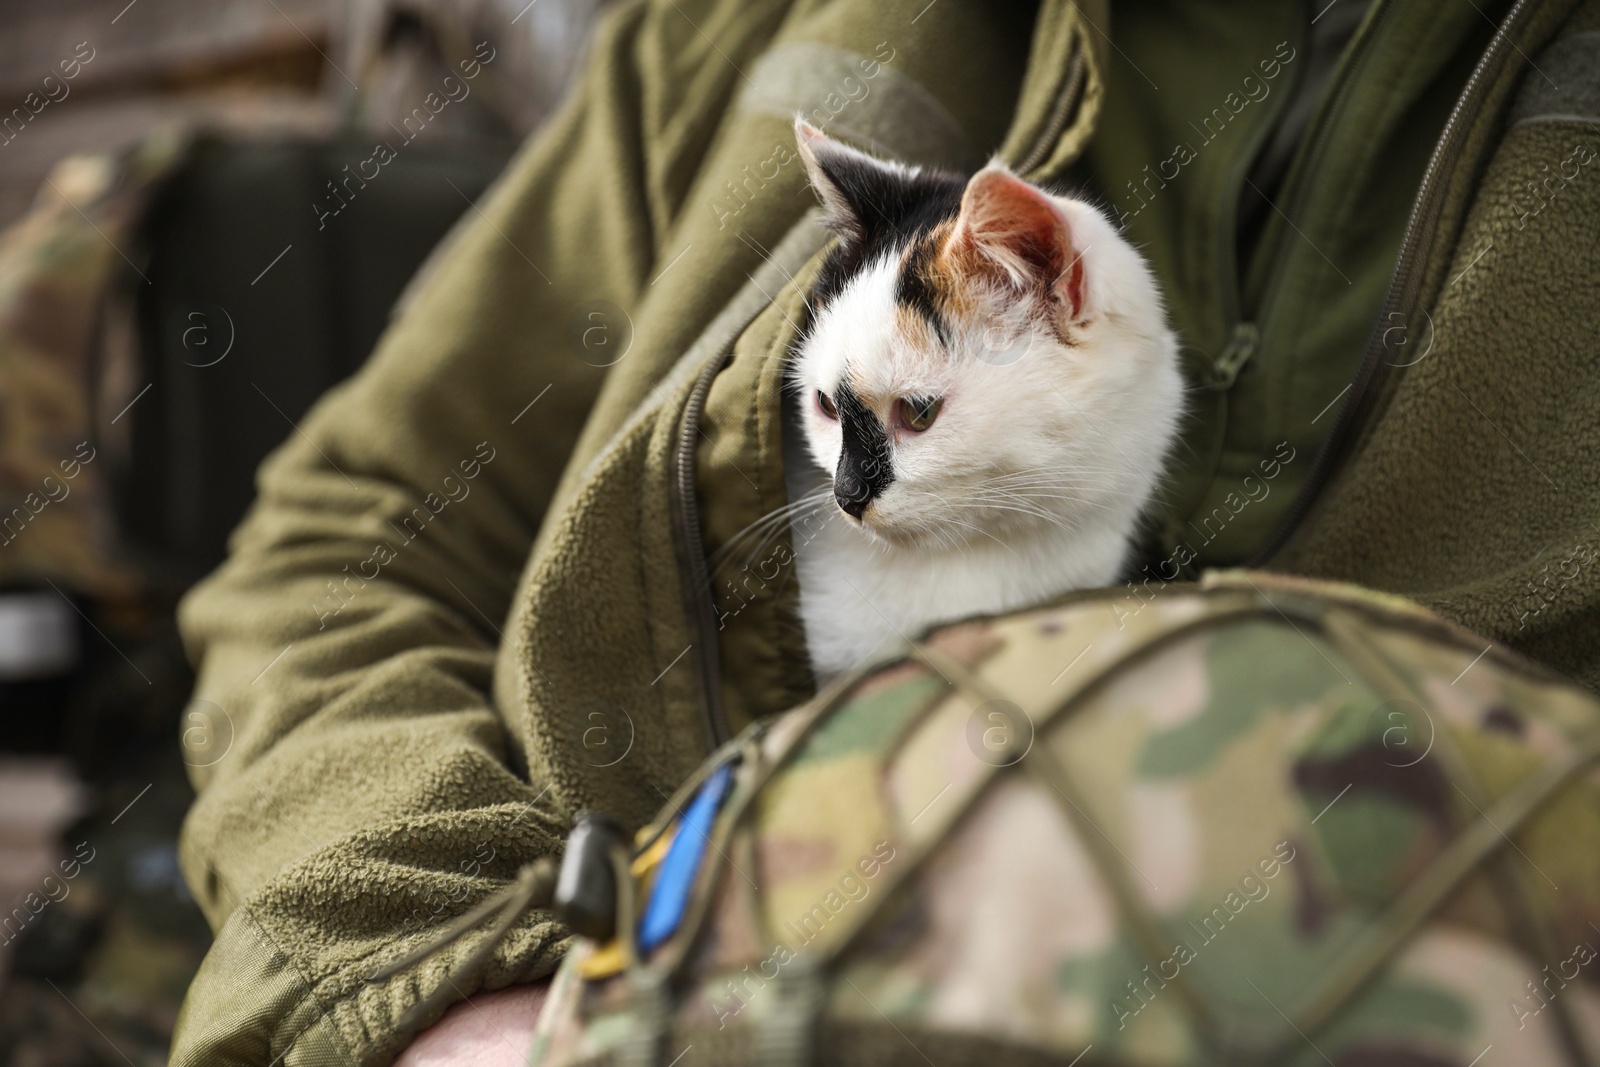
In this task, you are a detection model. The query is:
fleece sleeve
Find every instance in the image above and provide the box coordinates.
[168,2,720,1063]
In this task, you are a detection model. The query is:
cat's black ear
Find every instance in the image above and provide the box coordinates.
[795,120,913,243]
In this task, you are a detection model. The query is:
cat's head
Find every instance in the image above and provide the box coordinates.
[790,121,1184,551]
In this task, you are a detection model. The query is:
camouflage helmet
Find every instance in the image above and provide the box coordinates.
[529,570,1600,1067]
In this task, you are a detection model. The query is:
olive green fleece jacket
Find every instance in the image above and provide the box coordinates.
[170,0,1600,1063]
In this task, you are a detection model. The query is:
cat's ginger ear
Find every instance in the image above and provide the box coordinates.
[794,118,910,243]
[948,166,1086,320]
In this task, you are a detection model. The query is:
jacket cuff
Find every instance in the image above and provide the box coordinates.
[171,901,564,1066]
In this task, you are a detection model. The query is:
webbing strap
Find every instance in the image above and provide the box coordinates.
[1024,740,1224,1040]
[878,593,1600,1063]
[617,583,1600,1067]
[1325,610,1587,1061]
[801,601,1267,985]
[1255,725,1600,1060]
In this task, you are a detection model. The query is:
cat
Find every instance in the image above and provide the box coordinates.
[780,120,1184,680]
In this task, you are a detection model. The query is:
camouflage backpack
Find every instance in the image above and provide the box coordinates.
[509,570,1600,1067]
[0,132,187,604]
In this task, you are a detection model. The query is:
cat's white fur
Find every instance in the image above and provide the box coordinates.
[785,142,1183,680]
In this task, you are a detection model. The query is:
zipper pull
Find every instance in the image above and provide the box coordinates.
[1203,322,1259,391]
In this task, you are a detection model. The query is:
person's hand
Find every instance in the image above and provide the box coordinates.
[392,982,551,1067]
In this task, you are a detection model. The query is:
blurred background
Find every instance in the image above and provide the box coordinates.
[0,0,608,1061]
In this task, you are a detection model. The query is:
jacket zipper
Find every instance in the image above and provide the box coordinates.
[1017,47,1086,176]
[1208,2,1312,389]
[1249,0,1540,565]
[674,352,735,748]
[1246,0,1391,339]
[1169,9,1308,542]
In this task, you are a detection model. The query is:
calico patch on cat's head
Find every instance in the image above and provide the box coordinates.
[791,121,1182,550]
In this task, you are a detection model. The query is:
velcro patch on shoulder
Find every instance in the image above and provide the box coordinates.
[738,41,981,172]
[1509,30,1600,127]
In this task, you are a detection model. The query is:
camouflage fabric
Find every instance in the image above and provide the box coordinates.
[0,131,188,600]
[528,570,1600,1067]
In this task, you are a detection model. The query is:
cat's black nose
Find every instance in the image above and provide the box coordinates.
[834,472,871,519]
[833,399,893,519]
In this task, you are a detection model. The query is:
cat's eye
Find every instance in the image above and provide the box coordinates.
[897,396,943,432]
[817,390,838,419]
